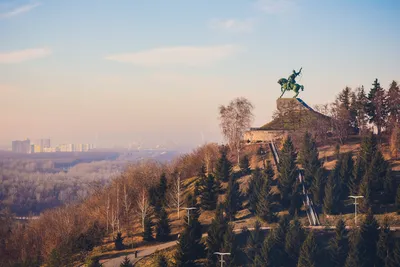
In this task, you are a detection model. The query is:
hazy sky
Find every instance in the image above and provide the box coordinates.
[1,0,399,150]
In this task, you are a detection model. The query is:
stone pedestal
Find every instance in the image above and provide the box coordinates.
[276,98,311,113]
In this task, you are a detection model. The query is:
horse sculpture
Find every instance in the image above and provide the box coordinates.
[278,68,304,98]
[278,78,304,98]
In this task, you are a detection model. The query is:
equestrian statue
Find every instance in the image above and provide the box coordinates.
[278,68,304,98]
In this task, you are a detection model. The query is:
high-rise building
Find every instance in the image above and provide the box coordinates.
[12,139,31,153]
[40,139,51,149]
[31,144,41,153]
[75,144,83,152]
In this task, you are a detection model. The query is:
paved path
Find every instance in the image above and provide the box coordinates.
[101,240,177,267]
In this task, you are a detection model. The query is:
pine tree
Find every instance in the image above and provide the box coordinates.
[354,86,368,134]
[323,170,341,215]
[245,221,264,265]
[256,178,275,222]
[206,206,227,266]
[366,79,388,136]
[47,248,63,267]
[224,176,242,221]
[289,182,302,217]
[248,168,265,212]
[360,133,378,168]
[297,231,317,267]
[119,256,133,267]
[155,207,171,242]
[298,132,321,188]
[86,256,103,267]
[264,160,275,180]
[383,169,394,204]
[285,218,304,265]
[369,150,389,194]
[156,254,168,267]
[396,184,400,214]
[240,155,251,175]
[376,217,393,267]
[114,232,125,250]
[358,174,371,213]
[200,174,218,210]
[350,157,363,194]
[345,231,361,267]
[222,223,237,267]
[393,240,400,267]
[215,147,233,182]
[358,209,380,267]
[143,215,153,241]
[329,219,348,267]
[175,206,203,267]
[338,152,354,200]
[269,216,290,267]
[310,168,325,205]
[278,136,298,208]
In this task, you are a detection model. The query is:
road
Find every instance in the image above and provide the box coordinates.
[101,240,177,267]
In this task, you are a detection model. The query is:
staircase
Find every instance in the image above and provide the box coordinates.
[269,141,320,226]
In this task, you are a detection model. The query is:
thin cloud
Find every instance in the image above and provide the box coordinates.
[256,0,296,14]
[0,48,52,63]
[208,18,255,33]
[0,2,41,19]
[105,45,241,67]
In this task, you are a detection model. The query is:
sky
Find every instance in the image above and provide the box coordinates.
[0,0,400,150]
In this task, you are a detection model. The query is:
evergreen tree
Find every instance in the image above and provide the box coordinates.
[359,133,378,169]
[298,132,321,188]
[350,157,363,194]
[323,170,341,214]
[393,240,400,267]
[157,173,168,206]
[224,176,242,221]
[366,79,388,136]
[206,206,227,266]
[256,177,275,222]
[310,168,325,205]
[358,174,371,213]
[156,254,168,267]
[345,231,362,267]
[270,216,290,267]
[143,215,154,241]
[396,184,400,214]
[278,136,298,208]
[240,155,251,175]
[376,217,393,267]
[200,174,218,210]
[297,231,317,267]
[387,81,400,133]
[114,232,125,250]
[155,207,171,242]
[354,86,368,134]
[358,209,380,267]
[215,147,232,182]
[369,150,389,194]
[264,160,275,180]
[289,182,303,217]
[175,206,203,267]
[119,256,133,267]
[259,231,275,267]
[285,218,304,265]
[245,221,264,265]
[222,223,237,267]
[383,168,394,204]
[338,152,354,200]
[248,168,265,212]
[329,219,348,267]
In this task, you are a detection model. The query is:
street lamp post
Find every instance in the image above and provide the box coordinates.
[182,207,197,225]
[214,252,231,267]
[349,195,364,226]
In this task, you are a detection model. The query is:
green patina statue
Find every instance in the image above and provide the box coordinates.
[278,68,304,98]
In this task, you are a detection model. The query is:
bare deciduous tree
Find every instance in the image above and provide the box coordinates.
[137,189,150,231]
[219,97,254,163]
[168,171,183,219]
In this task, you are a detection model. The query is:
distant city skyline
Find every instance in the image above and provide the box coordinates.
[1,0,399,150]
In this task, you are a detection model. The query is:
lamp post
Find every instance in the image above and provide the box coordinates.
[182,207,197,225]
[214,252,231,267]
[349,195,364,226]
